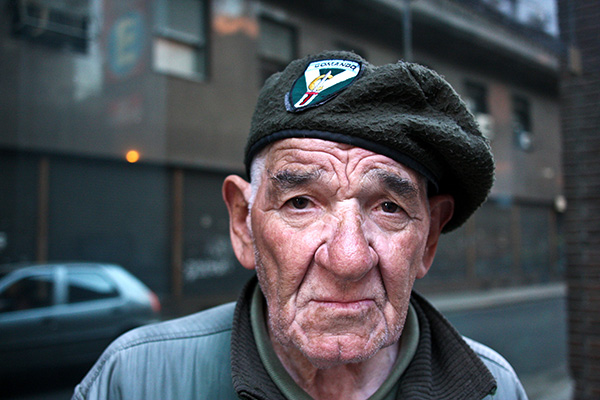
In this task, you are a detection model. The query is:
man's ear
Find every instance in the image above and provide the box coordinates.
[222,175,256,270]
[417,194,455,279]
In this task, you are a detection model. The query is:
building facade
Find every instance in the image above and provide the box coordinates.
[558,0,600,398]
[0,0,563,310]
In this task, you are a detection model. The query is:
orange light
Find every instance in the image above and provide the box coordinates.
[126,150,140,163]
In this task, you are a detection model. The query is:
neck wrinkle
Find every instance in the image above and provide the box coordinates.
[268,321,400,400]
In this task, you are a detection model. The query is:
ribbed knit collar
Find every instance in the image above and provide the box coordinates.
[231,277,497,400]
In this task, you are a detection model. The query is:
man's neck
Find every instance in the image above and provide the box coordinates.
[271,338,399,400]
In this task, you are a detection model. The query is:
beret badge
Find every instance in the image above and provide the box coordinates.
[285,59,362,113]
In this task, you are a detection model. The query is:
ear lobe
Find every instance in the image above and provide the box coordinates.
[222,175,256,270]
[417,194,455,279]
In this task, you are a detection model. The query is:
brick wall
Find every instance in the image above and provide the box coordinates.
[558,1,600,399]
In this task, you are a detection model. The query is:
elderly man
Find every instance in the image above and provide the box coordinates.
[72,51,528,399]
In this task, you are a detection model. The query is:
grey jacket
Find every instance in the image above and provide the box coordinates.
[72,280,528,400]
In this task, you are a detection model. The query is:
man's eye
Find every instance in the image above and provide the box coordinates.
[381,201,400,213]
[289,197,310,209]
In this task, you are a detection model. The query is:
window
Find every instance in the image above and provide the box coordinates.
[0,274,54,312]
[464,81,488,115]
[258,16,297,84]
[12,0,90,53]
[153,0,208,80]
[512,94,533,151]
[464,81,494,140]
[67,272,119,303]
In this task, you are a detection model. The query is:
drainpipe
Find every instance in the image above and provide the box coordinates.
[403,0,413,62]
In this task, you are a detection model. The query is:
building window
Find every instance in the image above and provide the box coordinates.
[464,81,488,114]
[258,16,297,84]
[153,0,208,80]
[464,81,494,141]
[512,94,533,151]
[11,0,90,53]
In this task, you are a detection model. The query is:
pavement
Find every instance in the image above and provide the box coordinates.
[521,368,573,400]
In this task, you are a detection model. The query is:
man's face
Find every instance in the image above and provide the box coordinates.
[228,138,451,368]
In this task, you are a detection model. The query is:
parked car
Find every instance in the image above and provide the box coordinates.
[0,262,161,374]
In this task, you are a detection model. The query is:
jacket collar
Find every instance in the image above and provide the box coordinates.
[397,291,497,399]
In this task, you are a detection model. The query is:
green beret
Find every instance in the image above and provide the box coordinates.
[245,50,494,232]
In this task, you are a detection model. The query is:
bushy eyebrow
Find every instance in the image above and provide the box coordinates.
[369,170,420,199]
[265,167,420,201]
[268,169,322,191]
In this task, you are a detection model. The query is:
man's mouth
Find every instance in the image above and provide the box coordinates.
[311,299,375,312]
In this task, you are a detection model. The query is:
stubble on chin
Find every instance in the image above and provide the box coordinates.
[268,302,404,369]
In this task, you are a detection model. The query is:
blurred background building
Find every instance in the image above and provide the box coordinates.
[558,0,600,399]
[0,0,570,397]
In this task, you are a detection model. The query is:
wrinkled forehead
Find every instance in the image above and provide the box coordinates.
[257,138,428,188]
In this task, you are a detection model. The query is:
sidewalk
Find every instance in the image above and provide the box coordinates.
[521,367,573,400]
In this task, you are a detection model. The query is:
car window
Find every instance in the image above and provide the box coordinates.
[67,272,119,303]
[0,274,55,312]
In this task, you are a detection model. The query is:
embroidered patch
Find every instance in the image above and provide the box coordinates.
[286,59,361,112]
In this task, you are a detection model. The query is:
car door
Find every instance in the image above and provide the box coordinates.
[0,268,60,372]
[50,267,126,365]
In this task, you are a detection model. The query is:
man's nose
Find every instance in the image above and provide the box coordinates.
[315,207,378,281]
